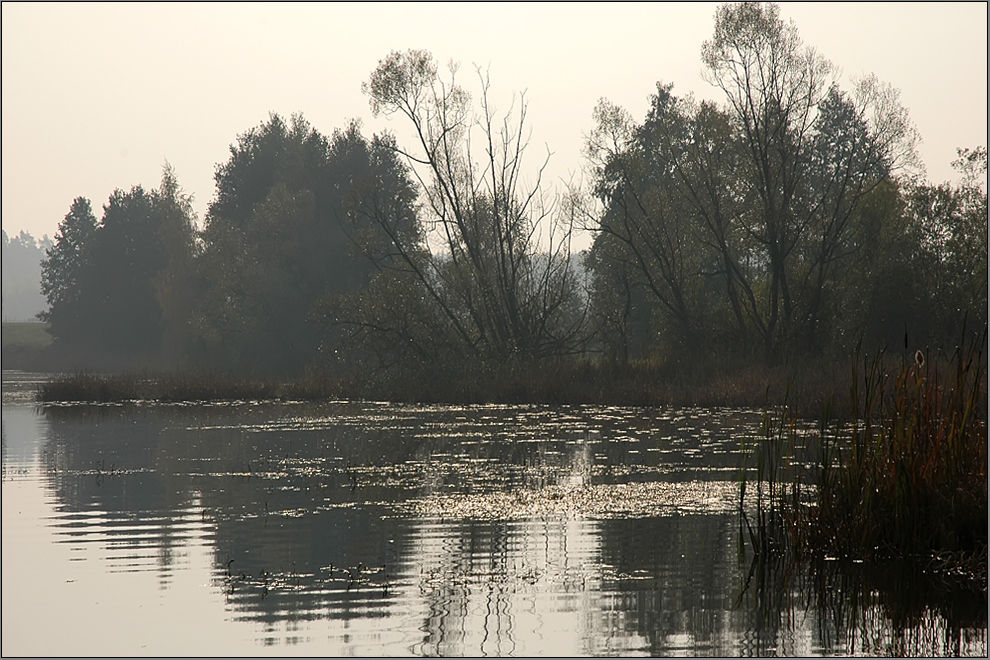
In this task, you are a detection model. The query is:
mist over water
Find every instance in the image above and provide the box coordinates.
[2,372,985,656]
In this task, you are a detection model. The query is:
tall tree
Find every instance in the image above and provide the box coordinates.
[362,50,588,368]
[702,1,835,357]
[192,114,418,375]
[40,197,99,346]
[40,167,198,363]
[586,87,743,361]
[587,2,921,364]
[87,185,169,355]
[700,3,920,358]
[153,163,201,362]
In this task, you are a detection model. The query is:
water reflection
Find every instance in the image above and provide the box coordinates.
[1,381,985,656]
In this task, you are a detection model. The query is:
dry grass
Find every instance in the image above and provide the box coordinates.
[741,330,988,593]
[36,371,334,403]
[809,337,988,563]
[34,353,849,411]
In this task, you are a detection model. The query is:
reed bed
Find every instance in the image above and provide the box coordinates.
[742,330,988,591]
[31,343,852,410]
[810,335,988,564]
[36,371,334,403]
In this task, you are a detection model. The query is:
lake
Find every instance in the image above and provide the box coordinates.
[2,370,985,656]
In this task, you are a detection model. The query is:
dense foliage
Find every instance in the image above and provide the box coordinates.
[39,169,195,365]
[186,115,418,375]
[583,2,981,367]
[37,3,986,381]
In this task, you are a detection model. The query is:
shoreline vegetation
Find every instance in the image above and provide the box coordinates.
[6,320,855,411]
[740,332,988,597]
[24,349,850,413]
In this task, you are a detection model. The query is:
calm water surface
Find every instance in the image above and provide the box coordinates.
[2,371,985,656]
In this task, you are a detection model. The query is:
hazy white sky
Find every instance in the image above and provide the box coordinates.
[2,2,987,242]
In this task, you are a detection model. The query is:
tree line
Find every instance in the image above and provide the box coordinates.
[39,3,987,384]
[2,229,52,321]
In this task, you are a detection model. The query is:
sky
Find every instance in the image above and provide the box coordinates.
[2,2,987,243]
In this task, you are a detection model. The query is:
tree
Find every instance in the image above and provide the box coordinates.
[152,163,200,362]
[586,87,746,362]
[362,49,588,370]
[192,114,418,375]
[586,2,921,364]
[40,197,98,345]
[88,185,170,355]
[700,2,920,358]
[40,167,198,363]
[904,147,988,344]
[701,1,831,358]
[837,147,987,352]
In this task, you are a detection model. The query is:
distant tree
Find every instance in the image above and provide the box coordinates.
[192,114,418,375]
[2,229,52,321]
[362,49,589,371]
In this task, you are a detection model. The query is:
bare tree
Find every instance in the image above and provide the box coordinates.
[701,2,837,357]
[362,50,588,364]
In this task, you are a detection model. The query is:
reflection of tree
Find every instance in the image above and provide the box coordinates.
[409,517,606,656]
[596,515,754,656]
[40,406,191,587]
[38,403,421,635]
[735,549,989,656]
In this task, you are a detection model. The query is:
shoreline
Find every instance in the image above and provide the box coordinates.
[12,360,852,419]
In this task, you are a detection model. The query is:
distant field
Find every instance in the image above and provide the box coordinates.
[2,322,53,350]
